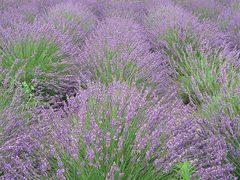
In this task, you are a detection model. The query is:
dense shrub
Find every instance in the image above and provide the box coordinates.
[40,81,185,179]
[0,22,78,109]
[43,1,96,47]
[80,16,172,92]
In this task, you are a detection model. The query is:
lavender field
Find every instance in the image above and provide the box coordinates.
[0,0,239,179]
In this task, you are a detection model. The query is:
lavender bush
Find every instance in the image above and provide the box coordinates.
[103,1,147,23]
[80,16,171,92]
[201,64,240,120]
[173,0,224,21]
[168,45,226,105]
[201,115,240,178]
[0,104,50,179]
[144,3,232,105]
[0,0,63,28]
[165,117,235,179]
[0,85,48,178]
[40,81,185,179]
[199,66,240,177]
[43,1,96,47]
[0,22,78,107]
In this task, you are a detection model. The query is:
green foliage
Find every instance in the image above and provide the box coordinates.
[200,68,240,120]
[50,8,95,46]
[164,29,224,106]
[195,8,216,20]
[0,77,14,111]
[227,141,240,178]
[93,51,158,92]
[62,11,77,21]
[0,70,39,112]
[94,51,137,87]
[232,2,240,11]
[1,37,67,84]
[21,81,35,98]
[202,92,240,120]
[175,161,197,180]
[0,36,69,109]
[195,67,239,178]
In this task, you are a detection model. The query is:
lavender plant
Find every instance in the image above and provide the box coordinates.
[145,1,227,49]
[103,1,147,23]
[145,3,230,105]
[166,117,235,179]
[41,81,178,179]
[0,105,50,179]
[202,115,240,178]
[201,64,240,120]
[144,2,200,52]
[170,45,225,105]
[82,17,171,91]
[44,1,96,47]
[0,22,78,107]
[196,66,239,178]
[81,16,171,93]
[0,85,50,179]
[0,0,63,28]
[173,0,224,21]
[165,33,238,108]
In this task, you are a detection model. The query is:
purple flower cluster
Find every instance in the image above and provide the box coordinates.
[0,21,79,106]
[80,16,172,92]
[37,81,187,179]
[0,0,239,179]
[42,1,97,47]
[173,0,224,20]
[0,95,49,179]
[165,118,235,179]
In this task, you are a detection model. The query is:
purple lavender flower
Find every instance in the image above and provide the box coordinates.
[165,117,235,179]
[42,1,97,47]
[38,80,187,179]
[173,0,224,20]
[80,16,172,93]
[0,95,50,179]
[197,55,239,179]
[0,21,79,105]
[201,62,239,120]
[144,2,232,106]
[144,2,199,51]
[201,115,240,178]
[103,1,147,23]
[0,0,62,28]
[144,2,225,52]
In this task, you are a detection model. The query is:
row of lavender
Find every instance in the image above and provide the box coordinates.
[0,0,239,179]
